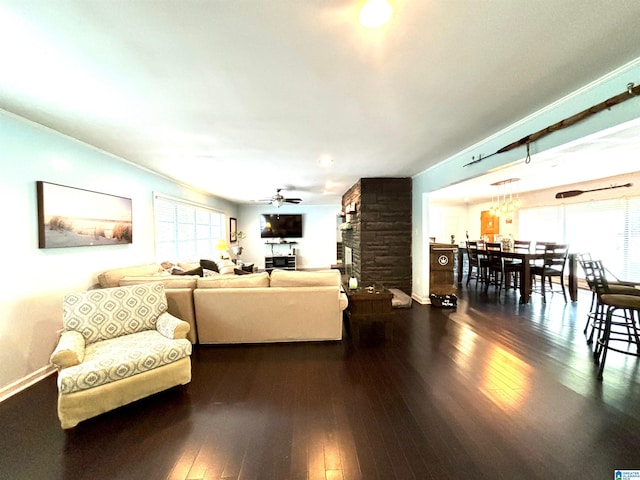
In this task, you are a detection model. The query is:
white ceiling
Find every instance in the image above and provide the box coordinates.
[1,0,640,205]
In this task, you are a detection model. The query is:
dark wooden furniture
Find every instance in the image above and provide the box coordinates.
[429,243,457,295]
[264,255,296,272]
[502,240,531,289]
[466,241,484,286]
[457,247,579,304]
[530,243,569,303]
[343,286,394,343]
[483,242,503,291]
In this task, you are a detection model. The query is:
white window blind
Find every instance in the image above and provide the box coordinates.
[518,205,565,245]
[154,194,225,263]
[519,196,639,282]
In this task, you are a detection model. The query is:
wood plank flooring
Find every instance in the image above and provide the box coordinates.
[2,285,640,479]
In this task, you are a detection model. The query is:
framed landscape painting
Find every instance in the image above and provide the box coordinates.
[37,181,133,248]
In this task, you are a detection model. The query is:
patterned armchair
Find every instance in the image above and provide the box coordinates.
[49,282,192,428]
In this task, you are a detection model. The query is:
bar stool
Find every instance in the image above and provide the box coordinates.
[590,260,640,380]
[580,254,639,347]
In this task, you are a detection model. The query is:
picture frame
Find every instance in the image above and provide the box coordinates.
[229,217,238,243]
[36,181,133,249]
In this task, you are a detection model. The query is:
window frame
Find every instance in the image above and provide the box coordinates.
[153,193,226,263]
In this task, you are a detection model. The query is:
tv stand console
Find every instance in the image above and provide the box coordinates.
[265,255,296,272]
[264,241,297,272]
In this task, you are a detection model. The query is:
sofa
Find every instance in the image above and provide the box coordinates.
[96,263,348,345]
[194,269,348,344]
[50,282,192,428]
[97,263,199,344]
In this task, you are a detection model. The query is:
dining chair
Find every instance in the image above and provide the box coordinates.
[586,259,640,380]
[503,240,531,290]
[483,242,503,291]
[530,243,569,303]
[466,241,484,287]
[530,241,555,270]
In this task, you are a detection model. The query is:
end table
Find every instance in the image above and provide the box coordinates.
[343,285,394,344]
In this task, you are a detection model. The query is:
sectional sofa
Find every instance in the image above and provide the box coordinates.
[96,264,348,344]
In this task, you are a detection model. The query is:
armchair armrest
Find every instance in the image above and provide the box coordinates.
[156,311,191,339]
[50,331,85,369]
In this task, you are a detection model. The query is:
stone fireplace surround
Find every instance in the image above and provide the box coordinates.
[341,178,411,294]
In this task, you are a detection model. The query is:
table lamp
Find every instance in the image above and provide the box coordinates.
[216,239,229,258]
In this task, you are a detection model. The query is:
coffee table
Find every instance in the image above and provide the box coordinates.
[343,285,394,344]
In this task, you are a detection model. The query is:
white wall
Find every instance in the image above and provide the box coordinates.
[0,110,237,394]
[428,204,468,245]
[238,204,341,270]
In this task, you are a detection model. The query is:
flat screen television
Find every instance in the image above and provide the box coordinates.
[260,214,303,238]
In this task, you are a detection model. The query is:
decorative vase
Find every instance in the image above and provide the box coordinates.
[348,276,358,290]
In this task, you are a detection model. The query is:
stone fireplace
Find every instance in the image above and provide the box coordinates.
[341,178,411,293]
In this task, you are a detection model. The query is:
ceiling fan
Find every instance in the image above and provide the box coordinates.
[258,189,303,208]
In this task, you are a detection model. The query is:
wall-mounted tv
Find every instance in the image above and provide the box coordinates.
[260,214,303,238]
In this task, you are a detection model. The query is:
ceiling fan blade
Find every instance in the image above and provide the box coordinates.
[285,198,302,203]
[555,183,632,199]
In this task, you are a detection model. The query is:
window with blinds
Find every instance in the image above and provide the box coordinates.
[154,195,225,263]
[519,196,639,281]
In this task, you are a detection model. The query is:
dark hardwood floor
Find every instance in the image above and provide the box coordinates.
[2,285,640,480]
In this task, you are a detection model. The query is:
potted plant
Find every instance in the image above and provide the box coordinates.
[231,231,246,257]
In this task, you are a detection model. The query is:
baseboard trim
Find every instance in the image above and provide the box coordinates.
[0,365,57,403]
[411,293,430,305]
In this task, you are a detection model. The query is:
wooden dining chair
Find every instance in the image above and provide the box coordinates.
[530,243,569,303]
[530,241,555,270]
[503,240,531,290]
[484,242,503,291]
[466,241,484,287]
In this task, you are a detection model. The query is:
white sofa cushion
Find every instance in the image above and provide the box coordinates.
[63,283,167,345]
[57,330,192,394]
[197,271,270,288]
[97,263,164,288]
[119,276,198,289]
[270,269,340,287]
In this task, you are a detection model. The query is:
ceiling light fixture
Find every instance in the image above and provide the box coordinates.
[359,0,393,28]
[318,154,334,167]
[490,178,521,219]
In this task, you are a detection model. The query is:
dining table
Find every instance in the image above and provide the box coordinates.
[456,247,578,304]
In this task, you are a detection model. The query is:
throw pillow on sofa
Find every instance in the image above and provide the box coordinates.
[199,259,219,273]
[172,266,204,276]
[215,259,237,275]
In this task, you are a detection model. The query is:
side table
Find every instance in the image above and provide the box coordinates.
[343,285,394,344]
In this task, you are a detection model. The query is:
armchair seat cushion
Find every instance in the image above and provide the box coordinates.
[57,330,192,394]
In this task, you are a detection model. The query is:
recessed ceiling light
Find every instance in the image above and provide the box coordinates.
[318,154,334,167]
[359,0,393,29]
